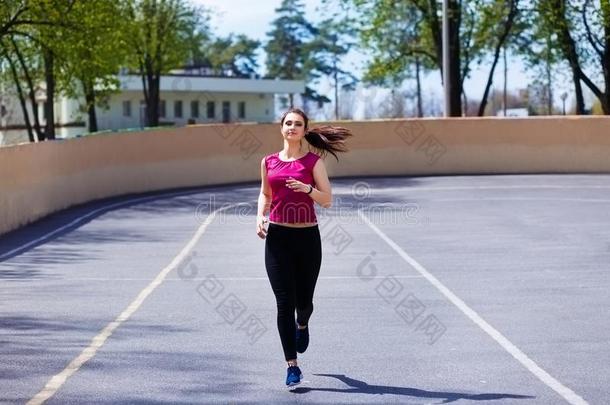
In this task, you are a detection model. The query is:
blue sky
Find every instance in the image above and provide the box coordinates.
[196,0,576,114]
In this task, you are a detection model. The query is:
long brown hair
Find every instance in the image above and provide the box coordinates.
[280,108,352,161]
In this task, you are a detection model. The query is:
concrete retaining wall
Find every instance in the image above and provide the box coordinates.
[1,117,609,236]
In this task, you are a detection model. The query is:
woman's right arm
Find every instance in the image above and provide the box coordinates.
[257,157,272,239]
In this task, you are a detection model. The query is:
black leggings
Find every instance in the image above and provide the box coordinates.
[265,223,322,361]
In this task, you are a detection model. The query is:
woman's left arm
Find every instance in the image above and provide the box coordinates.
[310,159,332,208]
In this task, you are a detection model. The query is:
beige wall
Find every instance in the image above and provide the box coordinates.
[1,117,610,236]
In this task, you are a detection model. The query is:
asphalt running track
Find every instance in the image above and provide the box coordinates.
[1,174,609,405]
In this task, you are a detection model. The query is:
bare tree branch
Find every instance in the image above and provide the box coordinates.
[582,0,605,59]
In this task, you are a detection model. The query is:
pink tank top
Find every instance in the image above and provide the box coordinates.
[265,151,320,223]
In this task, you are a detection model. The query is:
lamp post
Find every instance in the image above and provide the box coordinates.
[561,92,568,115]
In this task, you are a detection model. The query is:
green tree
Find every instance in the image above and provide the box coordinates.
[413,0,463,116]
[0,35,44,142]
[536,0,610,114]
[0,1,27,41]
[31,0,81,140]
[267,0,356,112]
[341,0,523,116]
[353,0,433,117]
[474,0,520,116]
[1,0,128,140]
[265,0,316,107]
[58,1,128,132]
[0,0,64,42]
[514,1,563,115]
[125,0,210,127]
[309,13,358,118]
[0,0,77,141]
[342,0,464,115]
[197,34,260,77]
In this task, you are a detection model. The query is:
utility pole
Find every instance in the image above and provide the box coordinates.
[443,0,451,117]
[442,0,460,116]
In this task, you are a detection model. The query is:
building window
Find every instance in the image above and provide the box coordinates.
[123,101,131,117]
[238,101,246,119]
[159,100,166,118]
[174,100,183,118]
[222,101,230,123]
[206,101,215,118]
[191,100,199,118]
[279,96,288,109]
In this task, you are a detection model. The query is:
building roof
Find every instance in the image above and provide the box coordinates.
[119,75,304,94]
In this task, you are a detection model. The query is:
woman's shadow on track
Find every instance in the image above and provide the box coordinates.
[290,373,535,403]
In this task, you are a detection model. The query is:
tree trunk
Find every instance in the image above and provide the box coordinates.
[11,38,43,140]
[503,46,507,115]
[83,79,98,132]
[564,39,586,114]
[604,85,610,114]
[478,0,517,116]
[428,0,443,73]
[4,49,35,142]
[334,57,339,120]
[552,0,601,114]
[447,0,462,116]
[478,56,500,116]
[145,74,159,127]
[415,57,423,117]
[43,48,55,140]
[142,55,160,127]
[147,77,159,127]
[572,72,585,114]
[556,1,584,114]
[602,0,610,113]
[140,63,148,126]
[545,46,553,114]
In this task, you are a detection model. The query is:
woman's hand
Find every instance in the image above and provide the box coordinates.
[256,215,268,239]
[285,177,312,194]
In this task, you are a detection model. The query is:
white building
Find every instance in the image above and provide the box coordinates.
[496,108,529,117]
[0,72,304,146]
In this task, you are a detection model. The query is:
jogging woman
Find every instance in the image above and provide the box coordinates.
[256,108,352,386]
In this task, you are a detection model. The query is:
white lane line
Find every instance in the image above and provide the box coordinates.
[429,197,610,203]
[355,185,610,192]
[0,190,200,261]
[358,210,589,405]
[335,198,610,208]
[16,275,424,282]
[26,204,236,405]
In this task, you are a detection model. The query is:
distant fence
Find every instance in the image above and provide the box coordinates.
[1,116,610,236]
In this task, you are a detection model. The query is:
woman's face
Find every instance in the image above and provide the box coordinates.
[281,112,306,141]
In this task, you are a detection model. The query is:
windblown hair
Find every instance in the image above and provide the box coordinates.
[280,108,353,161]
